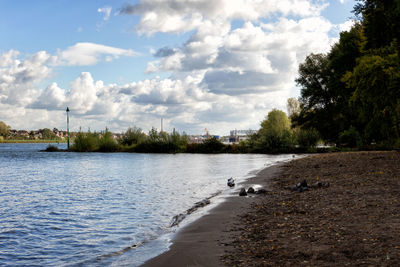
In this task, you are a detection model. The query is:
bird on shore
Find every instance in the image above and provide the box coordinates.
[227,177,235,187]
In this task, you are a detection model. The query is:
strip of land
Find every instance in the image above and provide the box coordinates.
[142,151,400,266]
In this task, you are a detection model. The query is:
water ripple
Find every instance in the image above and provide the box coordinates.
[0,143,294,266]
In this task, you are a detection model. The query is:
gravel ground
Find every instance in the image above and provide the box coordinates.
[222,151,400,266]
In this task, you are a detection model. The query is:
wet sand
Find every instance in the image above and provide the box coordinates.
[141,163,284,267]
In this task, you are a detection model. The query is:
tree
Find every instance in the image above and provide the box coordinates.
[120,127,146,146]
[294,53,336,140]
[260,109,291,135]
[98,128,119,152]
[41,128,55,140]
[343,44,400,144]
[286,97,300,119]
[294,24,364,142]
[353,0,400,50]
[0,121,10,137]
[253,109,294,152]
[295,0,400,147]
[148,127,160,142]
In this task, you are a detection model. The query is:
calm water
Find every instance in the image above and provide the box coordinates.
[0,143,294,266]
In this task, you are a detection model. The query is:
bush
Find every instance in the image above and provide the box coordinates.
[120,127,145,146]
[338,126,362,148]
[98,130,119,152]
[253,129,295,153]
[71,132,99,152]
[45,144,60,152]
[297,128,320,148]
[186,137,226,153]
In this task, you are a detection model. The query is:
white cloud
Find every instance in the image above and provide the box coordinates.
[0,42,137,109]
[120,0,327,35]
[0,50,53,106]
[147,16,333,95]
[29,82,66,110]
[1,0,354,135]
[338,19,356,32]
[56,42,137,66]
[98,6,112,21]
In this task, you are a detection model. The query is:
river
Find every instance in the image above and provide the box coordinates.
[0,143,294,266]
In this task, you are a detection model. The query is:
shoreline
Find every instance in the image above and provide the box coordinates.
[223,151,400,266]
[141,162,286,266]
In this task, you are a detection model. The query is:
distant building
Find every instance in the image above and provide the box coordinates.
[229,129,257,143]
[187,135,220,144]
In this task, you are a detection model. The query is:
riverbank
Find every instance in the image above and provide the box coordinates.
[223,151,400,266]
[141,162,286,266]
[142,151,400,266]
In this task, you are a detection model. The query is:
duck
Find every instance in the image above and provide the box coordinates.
[227,177,235,187]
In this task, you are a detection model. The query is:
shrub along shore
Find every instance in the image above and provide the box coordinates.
[44,124,325,154]
[46,110,397,154]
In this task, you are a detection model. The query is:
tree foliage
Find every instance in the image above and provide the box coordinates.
[0,121,11,136]
[251,109,294,152]
[120,127,146,146]
[41,128,55,140]
[343,45,400,144]
[294,24,363,142]
[295,1,400,147]
[287,97,300,119]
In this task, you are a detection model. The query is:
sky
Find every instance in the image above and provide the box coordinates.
[0,0,357,135]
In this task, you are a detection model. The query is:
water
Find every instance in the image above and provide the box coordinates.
[0,143,294,266]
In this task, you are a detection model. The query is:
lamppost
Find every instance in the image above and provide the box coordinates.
[66,107,70,150]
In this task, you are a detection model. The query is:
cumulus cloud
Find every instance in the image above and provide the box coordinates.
[56,42,137,66]
[120,0,327,35]
[338,19,356,32]
[0,42,137,113]
[29,82,66,110]
[153,46,177,57]
[148,16,333,95]
[0,50,53,105]
[1,0,353,134]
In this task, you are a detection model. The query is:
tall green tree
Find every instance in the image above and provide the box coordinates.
[252,109,294,152]
[0,121,10,137]
[294,24,364,142]
[286,97,300,119]
[41,128,55,140]
[343,44,400,144]
[354,0,400,50]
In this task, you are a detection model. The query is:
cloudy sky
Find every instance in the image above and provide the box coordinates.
[0,0,356,135]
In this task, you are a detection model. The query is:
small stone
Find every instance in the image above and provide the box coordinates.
[299,180,308,188]
[256,188,267,194]
[227,177,235,187]
[247,187,255,194]
[239,188,247,196]
[292,180,308,192]
[311,181,322,188]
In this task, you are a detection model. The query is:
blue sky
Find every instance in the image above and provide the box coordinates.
[0,0,356,134]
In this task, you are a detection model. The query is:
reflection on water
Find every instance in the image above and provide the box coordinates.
[0,143,293,266]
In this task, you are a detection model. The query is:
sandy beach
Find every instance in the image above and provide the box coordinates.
[223,151,400,266]
[143,151,400,266]
[142,163,284,267]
